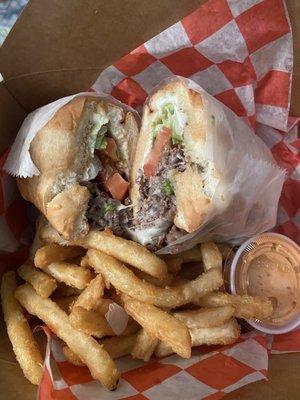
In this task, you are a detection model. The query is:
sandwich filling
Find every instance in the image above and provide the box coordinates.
[85,181,130,237]
[132,103,187,250]
[81,107,132,237]
[79,99,212,249]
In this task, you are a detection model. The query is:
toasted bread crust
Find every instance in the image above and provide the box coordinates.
[46,184,91,240]
[131,79,218,233]
[17,97,87,214]
[18,96,138,239]
[173,165,211,232]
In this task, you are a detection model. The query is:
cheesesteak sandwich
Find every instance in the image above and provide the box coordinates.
[129,79,230,250]
[16,80,282,249]
[17,96,138,240]
[129,78,281,251]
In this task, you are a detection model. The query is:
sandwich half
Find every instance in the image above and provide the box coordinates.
[130,79,227,250]
[17,96,138,240]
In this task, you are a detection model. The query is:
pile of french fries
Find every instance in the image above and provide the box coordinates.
[1,227,274,390]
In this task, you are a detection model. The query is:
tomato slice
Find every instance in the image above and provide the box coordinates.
[95,141,128,201]
[143,127,171,177]
[105,172,129,201]
[95,138,119,162]
[105,137,119,162]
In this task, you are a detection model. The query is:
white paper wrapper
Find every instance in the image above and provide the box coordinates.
[145,77,286,254]
[4,91,140,178]
[3,76,285,254]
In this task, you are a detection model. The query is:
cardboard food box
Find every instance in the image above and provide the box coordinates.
[0,0,299,399]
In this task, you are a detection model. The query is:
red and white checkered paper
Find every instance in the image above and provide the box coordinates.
[36,329,300,400]
[0,0,299,399]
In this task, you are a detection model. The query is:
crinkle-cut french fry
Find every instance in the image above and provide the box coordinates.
[15,284,119,390]
[178,262,203,280]
[76,229,168,279]
[34,244,84,268]
[80,255,90,268]
[88,249,223,307]
[173,305,235,328]
[99,334,138,359]
[190,318,240,346]
[72,274,104,310]
[133,269,174,288]
[200,242,222,271]
[69,306,140,338]
[18,263,57,298]
[155,318,240,357]
[1,272,43,385]
[122,295,191,359]
[166,257,183,274]
[93,298,114,315]
[165,246,203,274]
[63,345,84,366]
[63,333,138,365]
[79,229,167,278]
[69,306,114,337]
[54,295,78,314]
[41,226,168,279]
[197,292,274,320]
[54,283,82,297]
[131,328,158,361]
[42,262,92,290]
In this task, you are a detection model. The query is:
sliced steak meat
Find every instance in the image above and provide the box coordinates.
[85,182,130,237]
[134,146,186,249]
[156,145,186,175]
[136,146,185,226]
[136,173,176,226]
[84,145,186,250]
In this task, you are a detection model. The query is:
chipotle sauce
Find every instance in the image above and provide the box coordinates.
[232,233,300,329]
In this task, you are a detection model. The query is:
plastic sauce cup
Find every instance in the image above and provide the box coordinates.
[225,233,300,335]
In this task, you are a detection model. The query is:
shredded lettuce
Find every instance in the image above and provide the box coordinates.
[171,128,183,145]
[94,125,108,150]
[101,203,116,216]
[152,103,183,145]
[88,113,109,156]
[162,179,174,196]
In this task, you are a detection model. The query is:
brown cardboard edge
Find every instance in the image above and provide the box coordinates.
[0,0,204,112]
[224,353,300,399]
[2,69,102,112]
[1,0,299,115]
[0,0,204,81]
[0,83,26,154]
[0,0,299,398]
